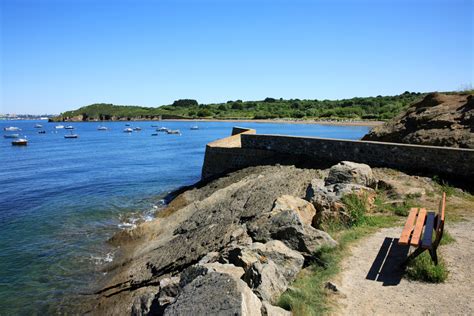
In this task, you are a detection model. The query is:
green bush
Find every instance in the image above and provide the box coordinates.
[197,109,212,117]
[406,252,448,283]
[341,193,368,227]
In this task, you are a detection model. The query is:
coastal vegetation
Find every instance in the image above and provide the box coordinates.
[278,184,464,314]
[54,91,426,121]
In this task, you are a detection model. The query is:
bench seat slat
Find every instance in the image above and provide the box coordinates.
[421,212,436,249]
[399,208,419,246]
[410,208,427,247]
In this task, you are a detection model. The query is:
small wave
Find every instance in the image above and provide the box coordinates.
[117,200,167,229]
[90,251,115,265]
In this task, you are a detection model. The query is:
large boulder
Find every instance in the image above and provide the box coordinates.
[228,240,305,286]
[325,161,376,188]
[306,163,377,227]
[243,260,288,303]
[165,266,262,316]
[247,197,337,254]
[362,92,474,149]
[273,195,317,227]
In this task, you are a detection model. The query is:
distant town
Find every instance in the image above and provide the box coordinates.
[0,114,57,120]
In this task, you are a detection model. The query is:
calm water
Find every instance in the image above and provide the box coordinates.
[0,120,370,314]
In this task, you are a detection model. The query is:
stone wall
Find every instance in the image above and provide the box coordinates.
[201,128,474,182]
[202,127,274,179]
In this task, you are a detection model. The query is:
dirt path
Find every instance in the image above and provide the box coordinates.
[334,219,474,315]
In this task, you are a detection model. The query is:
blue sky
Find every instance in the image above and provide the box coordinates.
[1,0,472,114]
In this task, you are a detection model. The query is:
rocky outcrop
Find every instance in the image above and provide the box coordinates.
[307,162,377,227]
[86,163,381,315]
[363,92,474,148]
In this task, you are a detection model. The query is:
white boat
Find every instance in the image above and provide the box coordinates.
[156,127,169,132]
[97,126,108,131]
[4,134,19,138]
[4,126,21,131]
[55,125,65,129]
[12,138,28,146]
[190,125,199,130]
[166,129,181,135]
[65,125,75,130]
[123,128,133,133]
[34,124,43,128]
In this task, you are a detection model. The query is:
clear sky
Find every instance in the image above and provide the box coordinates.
[1,0,472,114]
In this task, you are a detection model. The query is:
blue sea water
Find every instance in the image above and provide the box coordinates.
[0,120,370,314]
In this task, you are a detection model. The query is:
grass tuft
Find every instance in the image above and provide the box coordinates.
[341,193,369,226]
[406,252,448,283]
[439,230,455,245]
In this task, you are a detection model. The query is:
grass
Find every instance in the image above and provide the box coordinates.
[439,230,455,245]
[405,252,448,283]
[404,228,454,283]
[278,193,399,315]
[432,175,458,197]
[373,190,418,217]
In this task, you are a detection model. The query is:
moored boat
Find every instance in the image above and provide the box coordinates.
[64,132,79,138]
[166,129,181,135]
[38,130,46,134]
[4,134,19,138]
[55,125,65,129]
[123,128,133,133]
[97,126,108,131]
[4,126,21,131]
[34,124,43,128]
[190,125,199,130]
[156,127,169,132]
[151,133,158,136]
[65,125,75,130]
[133,127,142,131]
[12,138,28,146]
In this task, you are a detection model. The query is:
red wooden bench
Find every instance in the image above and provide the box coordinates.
[398,192,446,265]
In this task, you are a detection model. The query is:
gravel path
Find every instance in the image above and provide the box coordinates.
[335,219,474,315]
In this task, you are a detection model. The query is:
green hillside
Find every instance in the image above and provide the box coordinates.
[54,92,425,121]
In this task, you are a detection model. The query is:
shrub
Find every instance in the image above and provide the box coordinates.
[196,109,212,117]
[341,193,369,227]
[406,252,448,283]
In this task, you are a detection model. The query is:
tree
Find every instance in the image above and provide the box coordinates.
[197,109,212,117]
[231,102,244,110]
[264,97,276,103]
[172,99,198,107]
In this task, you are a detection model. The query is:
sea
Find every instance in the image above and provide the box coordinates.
[0,120,370,314]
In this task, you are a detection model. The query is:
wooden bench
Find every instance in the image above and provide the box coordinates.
[398,192,446,265]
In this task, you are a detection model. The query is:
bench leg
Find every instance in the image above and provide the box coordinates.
[429,248,438,265]
[401,247,426,267]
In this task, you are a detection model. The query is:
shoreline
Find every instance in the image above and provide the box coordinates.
[162,118,384,127]
[48,118,384,127]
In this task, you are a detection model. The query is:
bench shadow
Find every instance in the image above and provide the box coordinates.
[365,237,410,286]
